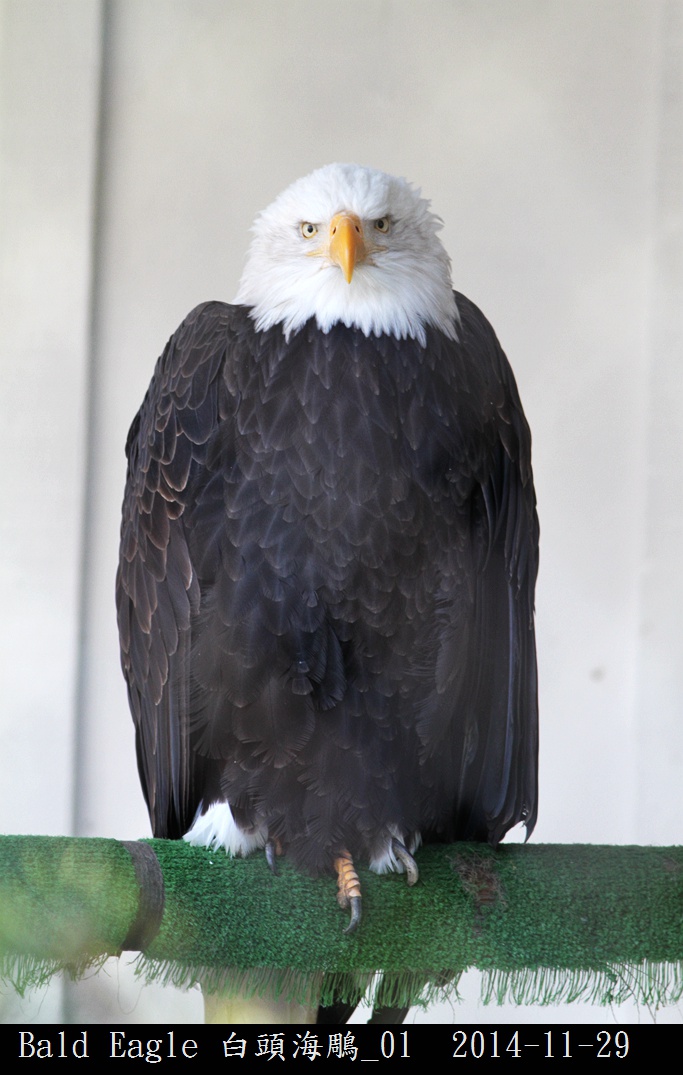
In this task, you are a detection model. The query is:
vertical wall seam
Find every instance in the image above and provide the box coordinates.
[70,0,111,841]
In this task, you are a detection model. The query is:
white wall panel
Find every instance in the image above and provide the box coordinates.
[0,0,102,836]
[2,0,681,1025]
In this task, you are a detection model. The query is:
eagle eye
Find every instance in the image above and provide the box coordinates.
[374,217,390,234]
[301,222,318,239]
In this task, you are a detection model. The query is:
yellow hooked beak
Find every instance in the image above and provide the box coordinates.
[328,213,367,283]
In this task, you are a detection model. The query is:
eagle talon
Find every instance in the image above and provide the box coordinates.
[392,838,419,886]
[343,895,362,934]
[265,839,280,875]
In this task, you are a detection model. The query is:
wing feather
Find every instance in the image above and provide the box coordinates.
[117,301,235,836]
[416,294,538,843]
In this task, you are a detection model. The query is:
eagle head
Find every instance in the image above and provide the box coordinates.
[234,162,458,346]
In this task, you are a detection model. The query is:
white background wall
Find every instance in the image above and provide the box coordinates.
[1,0,681,1024]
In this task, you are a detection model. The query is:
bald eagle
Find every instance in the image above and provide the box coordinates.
[117,163,538,936]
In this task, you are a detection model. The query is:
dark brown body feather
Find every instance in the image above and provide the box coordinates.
[117,296,538,874]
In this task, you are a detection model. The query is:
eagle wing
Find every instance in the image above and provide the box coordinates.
[415,292,539,843]
[116,301,236,837]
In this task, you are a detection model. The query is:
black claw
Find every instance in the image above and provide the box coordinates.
[265,840,279,875]
[343,895,362,934]
[392,838,419,886]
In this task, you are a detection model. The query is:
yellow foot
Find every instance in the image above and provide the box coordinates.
[334,849,362,934]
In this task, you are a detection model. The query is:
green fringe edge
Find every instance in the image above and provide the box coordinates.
[1,953,111,999]
[481,961,683,1009]
[3,954,682,1012]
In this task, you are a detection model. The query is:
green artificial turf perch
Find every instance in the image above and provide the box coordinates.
[1,836,682,1013]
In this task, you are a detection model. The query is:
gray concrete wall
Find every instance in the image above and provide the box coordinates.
[1,0,681,1024]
